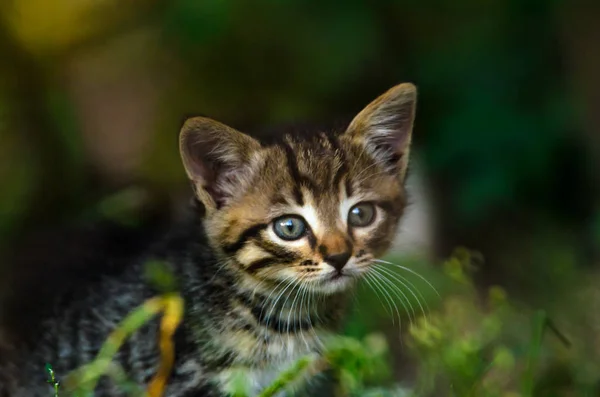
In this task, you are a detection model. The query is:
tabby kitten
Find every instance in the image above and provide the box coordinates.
[0,83,417,396]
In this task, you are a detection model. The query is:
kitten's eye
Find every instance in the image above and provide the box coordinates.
[348,203,376,227]
[273,216,307,240]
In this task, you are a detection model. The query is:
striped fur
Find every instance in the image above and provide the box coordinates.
[0,83,417,396]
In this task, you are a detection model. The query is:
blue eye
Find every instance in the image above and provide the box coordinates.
[273,216,306,240]
[348,202,376,227]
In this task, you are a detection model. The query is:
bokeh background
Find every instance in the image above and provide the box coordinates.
[1,0,600,395]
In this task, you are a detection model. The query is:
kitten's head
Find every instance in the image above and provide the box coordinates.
[180,83,416,295]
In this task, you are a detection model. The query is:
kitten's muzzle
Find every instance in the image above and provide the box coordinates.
[324,252,351,271]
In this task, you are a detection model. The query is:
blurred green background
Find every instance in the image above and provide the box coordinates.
[1,0,599,395]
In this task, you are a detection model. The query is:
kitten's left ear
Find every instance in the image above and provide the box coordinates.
[345,83,417,180]
[179,116,262,211]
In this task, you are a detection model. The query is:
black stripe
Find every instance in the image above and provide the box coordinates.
[237,290,255,307]
[249,305,313,333]
[318,245,328,257]
[299,174,320,194]
[222,223,268,254]
[377,200,393,212]
[346,218,355,241]
[345,238,354,253]
[376,199,402,213]
[255,239,300,262]
[237,291,319,333]
[281,142,305,205]
[325,133,340,151]
[280,142,322,199]
[326,133,349,188]
[246,257,281,273]
[271,193,289,206]
[345,178,354,197]
[333,165,348,189]
[307,229,317,250]
[206,350,235,371]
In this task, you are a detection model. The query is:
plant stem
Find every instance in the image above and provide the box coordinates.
[522,310,546,397]
[257,354,321,397]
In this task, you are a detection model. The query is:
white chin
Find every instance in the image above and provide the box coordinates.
[315,274,355,294]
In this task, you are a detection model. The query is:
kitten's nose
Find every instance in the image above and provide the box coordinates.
[325,252,351,271]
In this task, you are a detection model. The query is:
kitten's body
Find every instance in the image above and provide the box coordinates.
[1,214,340,396]
[0,83,418,396]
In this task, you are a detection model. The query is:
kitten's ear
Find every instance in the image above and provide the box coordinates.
[345,83,417,180]
[179,116,261,210]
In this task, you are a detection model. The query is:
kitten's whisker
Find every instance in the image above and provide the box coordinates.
[292,279,310,350]
[353,160,381,183]
[248,276,271,302]
[373,264,428,321]
[306,285,324,350]
[283,281,303,344]
[355,167,393,186]
[379,265,430,320]
[369,266,414,321]
[361,275,387,318]
[373,259,440,297]
[300,282,318,350]
[259,277,291,326]
[364,272,396,324]
[208,259,229,285]
[262,277,292,317]
[368,268,406,326]
[296,282,308,350]
[266,278,297,332]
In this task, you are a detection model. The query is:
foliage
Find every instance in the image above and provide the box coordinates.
[403,250,598,397]
[1,1,599,396]
[42,251,600,397]
[51,263,184,397]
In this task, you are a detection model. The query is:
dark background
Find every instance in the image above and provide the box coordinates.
[1,0,599,395]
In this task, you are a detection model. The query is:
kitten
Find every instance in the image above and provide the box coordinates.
[0,83,417,396]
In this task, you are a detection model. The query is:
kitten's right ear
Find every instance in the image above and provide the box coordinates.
[345,83,417,181]
[179,116,262,211]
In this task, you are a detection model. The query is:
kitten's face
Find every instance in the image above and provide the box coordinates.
[180,83,416,295]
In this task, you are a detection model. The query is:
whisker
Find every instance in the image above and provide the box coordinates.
[361,274,389,319]
[355,167,394,187]
[368,268,407,326]
[353,161,381,184]
[373,264,428,321]
[261,277,292,320]
[297,282,310,350]
[364,272,397,323]
[305,284,324,350]
[255,277,286,314]
[373,259,440,297]
[286,278,304,340]
[373,266,417,322]
[266,278,297,332]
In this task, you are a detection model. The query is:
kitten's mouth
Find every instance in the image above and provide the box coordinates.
[328,271,346,281]
[311,270,356,294]
[323,271,354,286]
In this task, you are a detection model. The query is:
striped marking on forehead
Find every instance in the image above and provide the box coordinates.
[278,135,348,206]
[280,142,311,206]
[321,132,349,189]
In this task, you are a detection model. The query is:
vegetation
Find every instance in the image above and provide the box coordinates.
[2,1,600,396]
[41,249,598,397]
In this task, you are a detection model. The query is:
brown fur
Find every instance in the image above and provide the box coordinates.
[180,83,417,301]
